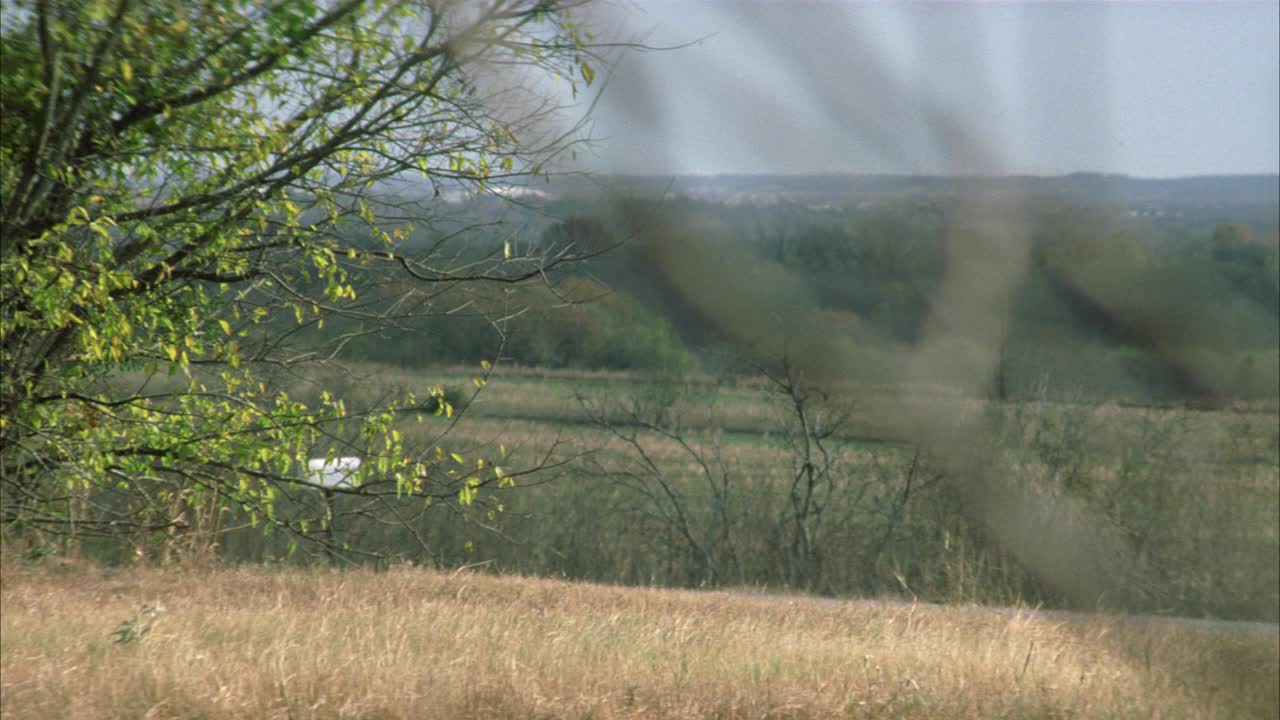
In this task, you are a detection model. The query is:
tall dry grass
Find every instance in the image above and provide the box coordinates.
[2,562,1275,719]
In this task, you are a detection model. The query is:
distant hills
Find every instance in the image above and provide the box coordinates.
[533,172,1279,210]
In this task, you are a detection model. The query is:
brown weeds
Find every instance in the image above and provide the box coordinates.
[2,564,1275,719]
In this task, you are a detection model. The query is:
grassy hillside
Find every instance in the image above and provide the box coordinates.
[1,563,1276,719]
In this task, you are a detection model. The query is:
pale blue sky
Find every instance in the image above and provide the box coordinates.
[575,1,1279,177]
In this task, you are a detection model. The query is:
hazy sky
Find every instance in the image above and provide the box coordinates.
[573,1,1279,177]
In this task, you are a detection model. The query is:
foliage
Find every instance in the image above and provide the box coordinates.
[494,197,1279,403]
[0,0,604,559]
[338,275,697,373]
[327,194,1277,407]
[110,602,162,645]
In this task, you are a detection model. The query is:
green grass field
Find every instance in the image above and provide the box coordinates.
[233,362,1280,622]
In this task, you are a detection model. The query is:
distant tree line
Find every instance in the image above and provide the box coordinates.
[337,195,1279,404]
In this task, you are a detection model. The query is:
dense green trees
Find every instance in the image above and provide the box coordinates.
[1,0,604,560]
[449,197,1277,404]
[338,276,695,373]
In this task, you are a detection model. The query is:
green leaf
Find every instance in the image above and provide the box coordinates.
[0,0,599,564]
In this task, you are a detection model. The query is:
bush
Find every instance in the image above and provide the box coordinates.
[418,385,469,416]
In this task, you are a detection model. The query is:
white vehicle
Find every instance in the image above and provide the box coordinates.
[306,457,362,489]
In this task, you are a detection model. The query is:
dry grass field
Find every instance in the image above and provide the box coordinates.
[2,562,1276,720]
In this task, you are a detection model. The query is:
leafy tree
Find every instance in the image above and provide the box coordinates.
[0,0,605,561]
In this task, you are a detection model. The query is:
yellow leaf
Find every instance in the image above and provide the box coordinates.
[218,319,231,335]
[121,62,133,81]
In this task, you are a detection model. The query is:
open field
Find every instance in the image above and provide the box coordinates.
[2,563,1277,720]
[323,362,1280,456]
[181,362,1278,621]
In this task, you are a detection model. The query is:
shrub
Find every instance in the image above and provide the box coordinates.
[418,385,469,417]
